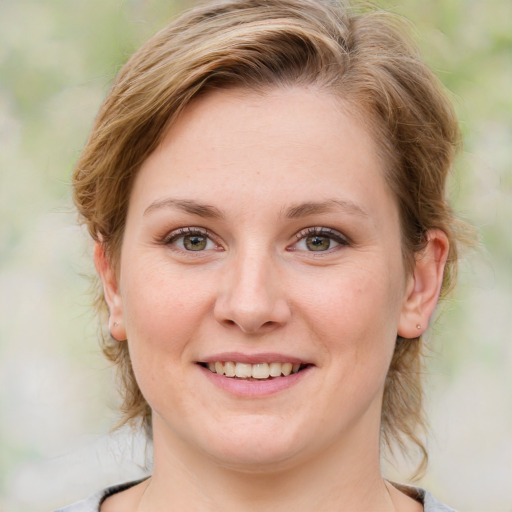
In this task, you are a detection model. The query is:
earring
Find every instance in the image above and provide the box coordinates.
[110,320,125,341]
[416,324,421,330]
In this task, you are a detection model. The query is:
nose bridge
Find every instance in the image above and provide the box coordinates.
[215,242,289,333]
[235,245,273,302]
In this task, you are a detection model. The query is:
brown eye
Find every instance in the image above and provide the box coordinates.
[291,227,348,253]
[306,235,331,251]
[166,228,217,252]
[183,234,208,251]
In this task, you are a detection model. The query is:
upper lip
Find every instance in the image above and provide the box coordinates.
[198,352,308,365]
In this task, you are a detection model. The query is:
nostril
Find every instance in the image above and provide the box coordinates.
[214,287,291,333]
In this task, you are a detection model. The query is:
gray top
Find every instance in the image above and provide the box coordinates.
[53,479,457,512]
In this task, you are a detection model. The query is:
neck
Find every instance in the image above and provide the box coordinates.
[140,420,398,512]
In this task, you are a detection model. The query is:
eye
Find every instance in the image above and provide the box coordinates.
[292,227,348,252]
[165,227,218,252]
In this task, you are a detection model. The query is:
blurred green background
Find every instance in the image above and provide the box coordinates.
[0,1,510,511]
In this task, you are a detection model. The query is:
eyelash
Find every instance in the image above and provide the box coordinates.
[162,227,221,252]
[292,227,350,252]
[160,226,349,254]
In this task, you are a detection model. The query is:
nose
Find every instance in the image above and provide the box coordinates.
[214,249,291,334]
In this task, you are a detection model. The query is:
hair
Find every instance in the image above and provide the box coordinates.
[73,0,472,476]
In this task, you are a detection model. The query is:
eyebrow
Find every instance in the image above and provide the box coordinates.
[284,199,368,219]
[144,198,224,219]
[143,197,368,220]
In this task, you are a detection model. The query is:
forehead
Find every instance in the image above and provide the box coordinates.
[130,86,397,224]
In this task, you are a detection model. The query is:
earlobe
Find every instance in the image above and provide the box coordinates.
[398,229,449,339]
[94,242,127,341]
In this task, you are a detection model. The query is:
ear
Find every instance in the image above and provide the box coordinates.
[398,229,449,339]
[94,242,127,341]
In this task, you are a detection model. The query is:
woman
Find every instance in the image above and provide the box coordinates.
[56,0,470,510]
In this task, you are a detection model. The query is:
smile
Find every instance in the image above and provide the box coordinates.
[203,361,307,379]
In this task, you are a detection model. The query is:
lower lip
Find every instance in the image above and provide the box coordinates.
[198,365,312,397]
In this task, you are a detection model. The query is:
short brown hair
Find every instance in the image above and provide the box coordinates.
[73,0,472,475]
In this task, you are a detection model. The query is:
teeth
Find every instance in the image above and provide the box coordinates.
[206,361,303,379]
[269,362,282,377]
[224,361,236,377]
[252,363,270,379]
[235,362,252,378]
[215,362,225,376]
[281,362,292,376]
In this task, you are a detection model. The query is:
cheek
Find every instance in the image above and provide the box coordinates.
[300,261,403,333]
[295,260,403,378]
[119,255,212,363]
[118,264,209,412]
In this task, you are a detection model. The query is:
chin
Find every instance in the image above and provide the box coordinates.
[205,441,303,474]
[182,414,310,472]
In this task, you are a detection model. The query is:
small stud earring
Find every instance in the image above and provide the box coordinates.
[114,321,119,327]
[416,324,421,330]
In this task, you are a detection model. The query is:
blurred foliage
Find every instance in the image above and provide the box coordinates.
[1,1,510,510]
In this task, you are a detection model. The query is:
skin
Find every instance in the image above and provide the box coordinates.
[97,86,448,511]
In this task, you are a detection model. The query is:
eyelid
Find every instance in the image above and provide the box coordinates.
[159,225,349,253]
[163,226,209,242]
[290,226,351,251]
[162,226,223,251]
[295,226,348,242]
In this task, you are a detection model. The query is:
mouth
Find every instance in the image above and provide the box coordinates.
[199,361,310,380]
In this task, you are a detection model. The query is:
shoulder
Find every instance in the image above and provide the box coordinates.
[393,482,456,512]
[422,489,458,512]
[392,482,458,512]
[51,479,148,512]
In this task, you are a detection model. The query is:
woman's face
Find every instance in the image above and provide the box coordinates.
[102,86,419,470]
